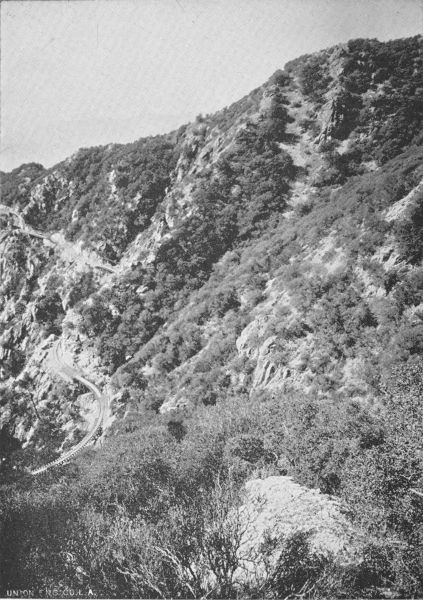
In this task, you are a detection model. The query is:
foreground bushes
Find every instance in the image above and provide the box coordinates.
[1,359,423,598]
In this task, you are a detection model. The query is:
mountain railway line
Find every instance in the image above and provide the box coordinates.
[0,203,116,273]
[30,341,107,476]
[1,203,110,475]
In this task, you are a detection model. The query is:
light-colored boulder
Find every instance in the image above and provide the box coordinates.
[235,475,362,584]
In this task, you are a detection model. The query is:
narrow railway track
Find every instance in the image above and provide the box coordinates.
[0,203,116,272]
[30,342,106,475]
[1,203,112,474]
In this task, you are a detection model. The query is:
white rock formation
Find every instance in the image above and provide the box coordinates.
[235,476,362,584]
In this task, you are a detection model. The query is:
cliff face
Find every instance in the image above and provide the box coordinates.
[1,35,422,470]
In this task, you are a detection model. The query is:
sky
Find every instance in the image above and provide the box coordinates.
[1,0,422,172]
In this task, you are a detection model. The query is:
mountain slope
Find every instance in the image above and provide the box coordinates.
[1,35,423,598]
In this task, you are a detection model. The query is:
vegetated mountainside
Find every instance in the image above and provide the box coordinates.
[1,36,423,598]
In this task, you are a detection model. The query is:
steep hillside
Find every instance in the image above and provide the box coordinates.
[1,36,423,598]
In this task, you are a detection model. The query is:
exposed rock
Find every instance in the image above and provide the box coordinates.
[385,178,423,222]
[159,394,193,414]
[235,476,362,583]
[318,89,356,142]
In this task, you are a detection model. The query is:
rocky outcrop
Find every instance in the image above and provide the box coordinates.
[384,178,423,222]
[316,46,357,142]
[318,89,357,142]
[235,476,362,584]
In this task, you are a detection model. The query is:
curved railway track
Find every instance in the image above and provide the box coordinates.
[30,342,106,476]
[1,204,109,475]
